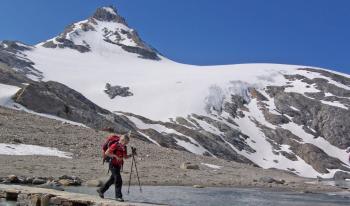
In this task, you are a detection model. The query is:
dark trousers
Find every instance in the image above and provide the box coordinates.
[100,164,123,198]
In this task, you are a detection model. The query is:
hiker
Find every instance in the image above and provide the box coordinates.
[97,130,136,202]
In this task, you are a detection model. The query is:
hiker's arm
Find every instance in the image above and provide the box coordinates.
[105,148,122,161]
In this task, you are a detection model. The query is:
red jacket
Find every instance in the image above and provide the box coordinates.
[109,142,127,167]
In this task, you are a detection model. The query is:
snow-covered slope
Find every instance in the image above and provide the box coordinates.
[1,6,350,178]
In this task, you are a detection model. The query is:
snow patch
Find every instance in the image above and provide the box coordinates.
[201,163,222,169]
[0,84,20,106]
[102,7,117,15]
[127,115,210,155]
[0,143,72,158]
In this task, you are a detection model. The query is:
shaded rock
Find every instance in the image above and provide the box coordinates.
[249,88,268,101]
[92,6,127,24]
[0,63,33,87]
[223,95,247,118]
[12,81,137,135]
[58,176,82,186]
[259,177,285,184]
[104,39,160,60]
[261,109,290,125]
[180,162,199,170]
[104,83,133,99]
[175,117,196,128]
[0,41,42,80]
[22,177,34,184]
[299,68,350,87]
[5,175,20,184]
[294,143,348,174]
[266,85,350,149]
[32,178,46,185]
[334,171,350,180]
[56,38,90,53]
[38,181,64,191]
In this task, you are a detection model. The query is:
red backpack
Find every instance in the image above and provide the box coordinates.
[102,135,120,164]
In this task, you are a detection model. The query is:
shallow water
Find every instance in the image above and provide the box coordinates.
[321,180,350,188]
[65,185,350,206]
[0,199,16,206]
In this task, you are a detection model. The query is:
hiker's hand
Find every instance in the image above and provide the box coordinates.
[114,156,122,161]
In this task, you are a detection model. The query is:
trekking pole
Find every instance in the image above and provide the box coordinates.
[127,154,134,194]
[132,154,142,192]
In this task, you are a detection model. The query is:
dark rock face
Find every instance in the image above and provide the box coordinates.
[0,64,33,87]
[103,38,160,60]
[223,95,247,118]
[293,143,348,173]
[0,40,31,52]
[266,86,350,149]
[42,38,90,53]
[299,68,350,86]
[119,44,160,60]
[12,81,137,134]
[259,176,285,184]
[92,6,127,24]
[104,83,133,99]
[121,112,255,165]
[41,6,160,60]
[333,171,350,180]
[0,41,42,80]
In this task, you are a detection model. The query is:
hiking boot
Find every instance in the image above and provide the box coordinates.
[116,197,124,202]
[96,189,104,198]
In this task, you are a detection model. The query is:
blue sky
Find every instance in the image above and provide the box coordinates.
[0,0,349,74]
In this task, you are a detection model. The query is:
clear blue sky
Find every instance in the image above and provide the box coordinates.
[0,0,349,74]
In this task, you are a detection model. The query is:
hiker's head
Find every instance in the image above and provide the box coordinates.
[119,133,130,145]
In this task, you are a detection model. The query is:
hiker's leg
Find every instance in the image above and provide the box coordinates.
[100,173,115,193]
[114,166,123,198]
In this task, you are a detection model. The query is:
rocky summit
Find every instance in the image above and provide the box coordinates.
[0,5,350,180]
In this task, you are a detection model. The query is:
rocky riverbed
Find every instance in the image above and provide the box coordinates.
[0,106,349,194]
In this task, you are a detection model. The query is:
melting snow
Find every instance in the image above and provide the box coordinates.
[0,83,20,106]
[201,163,222,169]
[0,143,72,158]
[126,115,211,155]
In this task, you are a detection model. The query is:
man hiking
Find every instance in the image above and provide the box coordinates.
[97,130,135,202]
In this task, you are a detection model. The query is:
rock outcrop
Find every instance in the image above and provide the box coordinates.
[12,81,138,135]
[0,41,42,80]
[41,6,160,60]
[104,83,133,99]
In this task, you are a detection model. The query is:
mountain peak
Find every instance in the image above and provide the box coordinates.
[39,5,160,60]
[91,6,127,25]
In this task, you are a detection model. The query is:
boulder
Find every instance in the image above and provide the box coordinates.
[180,162,199,170]
[32,178,46,185]
[193,185,205,188]
[58,179,81,186]
[334,171,350,180]
[38,181,64,191]
[104,83,133,99]
[5,175,20,184]
[259,176,285,184]
[22,177,34,184]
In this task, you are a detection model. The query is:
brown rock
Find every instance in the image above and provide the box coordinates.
[180,162,199,170]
